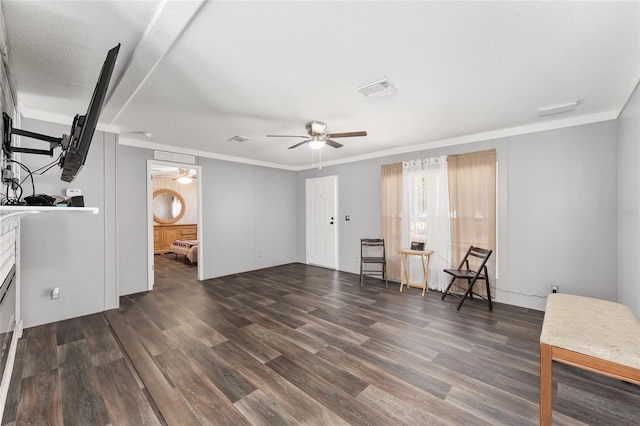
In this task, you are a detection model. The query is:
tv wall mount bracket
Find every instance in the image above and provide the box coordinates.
[2,112,71,158]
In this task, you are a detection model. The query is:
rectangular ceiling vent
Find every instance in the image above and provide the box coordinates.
[228,135,250,143]
[537,101,578,116]
[357,78,397,99]
[153,151,196,164]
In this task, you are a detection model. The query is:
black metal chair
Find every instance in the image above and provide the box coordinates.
[360,238,388,288]
[442,245,493,311]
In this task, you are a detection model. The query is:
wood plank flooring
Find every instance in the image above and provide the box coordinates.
[3,311,162,425]
[4,253,640,425]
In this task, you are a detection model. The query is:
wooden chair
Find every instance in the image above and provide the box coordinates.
[360,238,388,288]
[441,245,492,311]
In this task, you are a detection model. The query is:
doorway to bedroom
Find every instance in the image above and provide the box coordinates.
[147,160,203,290]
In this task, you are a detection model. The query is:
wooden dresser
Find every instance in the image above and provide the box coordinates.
[154,224,197,254]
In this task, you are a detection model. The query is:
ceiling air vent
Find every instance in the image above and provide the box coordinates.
[228,135,250,143]
[153,151,196,164]
[357,78,397,99]
[537,101,578,116]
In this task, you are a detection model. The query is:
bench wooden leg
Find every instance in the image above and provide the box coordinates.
[540,343,553,426]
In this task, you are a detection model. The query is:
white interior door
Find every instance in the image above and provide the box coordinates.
[306,176,338,269]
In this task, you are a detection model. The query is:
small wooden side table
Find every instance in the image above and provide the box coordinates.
[398,249,434,297]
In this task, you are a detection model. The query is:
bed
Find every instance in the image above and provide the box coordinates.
[168,239,198,264]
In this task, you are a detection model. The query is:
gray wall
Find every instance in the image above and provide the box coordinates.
[296,141,504,279]
[116,144,151,296]
[617,83,640,318]
[19,118,117,328]
[200,158,296,278]
[296,121,618,311]
[201,159,256,278]
[505,123,617,307]
[296,159,397,271]
[116,147,297,296]
[16,114,624,324]
[255,167,297,269]
[20,137,297,325]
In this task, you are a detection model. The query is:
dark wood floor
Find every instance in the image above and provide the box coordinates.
[3,254,640,425]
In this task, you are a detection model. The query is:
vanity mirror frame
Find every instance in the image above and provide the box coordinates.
[153,189,186,224]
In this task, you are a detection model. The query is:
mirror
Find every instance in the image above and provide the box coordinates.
[153,189,186,224]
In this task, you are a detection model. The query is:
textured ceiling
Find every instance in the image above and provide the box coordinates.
[2,1,639,170]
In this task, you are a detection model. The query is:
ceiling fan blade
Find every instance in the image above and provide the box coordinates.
[288,140,311,149]
[325,139,343,149]
[266,134,308,138]
[326,131,367,138]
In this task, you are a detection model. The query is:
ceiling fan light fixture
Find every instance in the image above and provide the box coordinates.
[176,168,194,184]
[308,140,325,150]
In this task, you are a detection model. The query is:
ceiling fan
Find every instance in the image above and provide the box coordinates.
[151,167,197,183]
[174,168,196,184]
[267,121,367,150]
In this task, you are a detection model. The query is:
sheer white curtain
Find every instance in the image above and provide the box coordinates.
[402,156,451,291]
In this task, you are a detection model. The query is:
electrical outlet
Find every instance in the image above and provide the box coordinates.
[551,285,559,294]
[51,286,60,300]
[257,251,262,258]
[66,188,82,197]
[354,257,359,263]
[2,167,13,183]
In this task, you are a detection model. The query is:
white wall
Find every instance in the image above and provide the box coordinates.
[296,121,618,311]
[18,118,118,327]
[617,83,640,318]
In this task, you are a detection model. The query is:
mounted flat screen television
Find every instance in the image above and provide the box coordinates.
[60,43,120,182]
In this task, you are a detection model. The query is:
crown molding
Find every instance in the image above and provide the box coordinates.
[119,137,297,171]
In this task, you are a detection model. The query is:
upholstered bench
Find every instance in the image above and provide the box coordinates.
[539,294,640,425]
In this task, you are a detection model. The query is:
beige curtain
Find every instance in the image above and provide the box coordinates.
[381,163,403,281]
[448,150,496,296]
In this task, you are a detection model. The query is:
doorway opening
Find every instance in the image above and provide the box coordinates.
[147,160,203,289]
